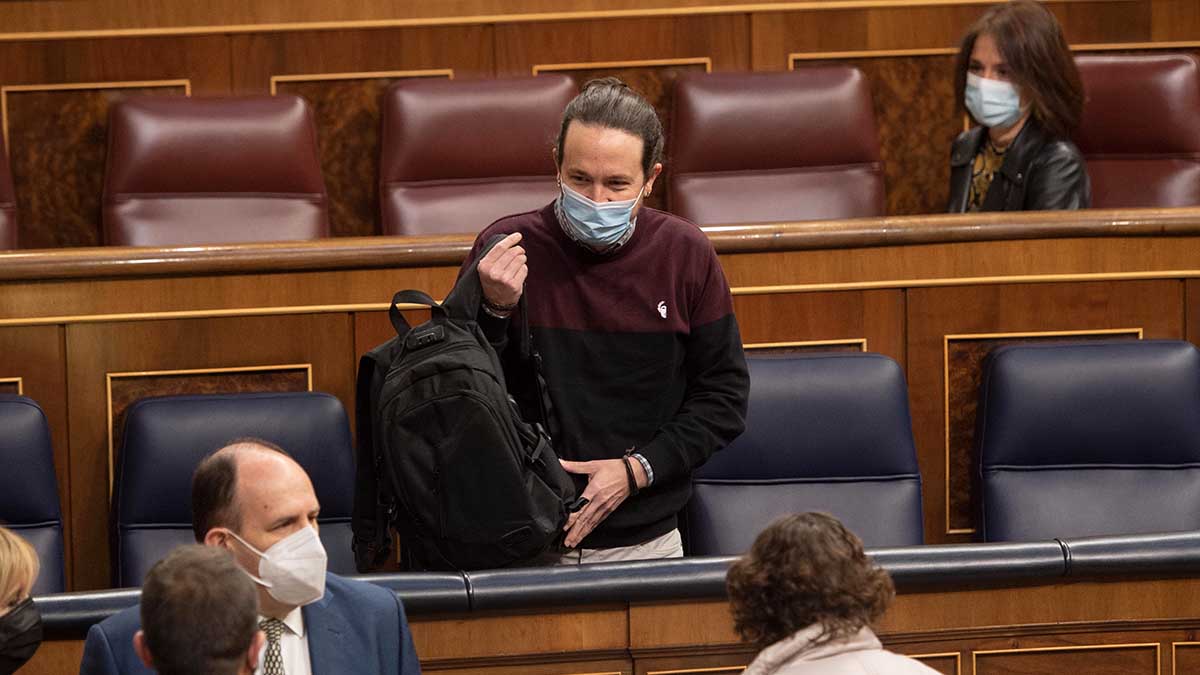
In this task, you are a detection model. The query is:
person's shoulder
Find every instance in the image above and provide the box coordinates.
[642,208,711,249]
[93,602,141,636]
[1036,137,1085,166]
[325,573,397,611]
[951,126,985,165]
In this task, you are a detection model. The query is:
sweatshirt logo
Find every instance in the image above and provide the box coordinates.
[657,301,668,319]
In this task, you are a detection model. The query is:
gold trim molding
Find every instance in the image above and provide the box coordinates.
[909,651,961,674]
[0,376,22,395]
[1172,642,1200,675]
[972,642,1161,672]
[1,79,192,151]
[941,328,1143,535]
[652,662,744,667]
[744,338,867,351]
[534,57,713,75]
[105,363,314,495]
[269,69,454,95]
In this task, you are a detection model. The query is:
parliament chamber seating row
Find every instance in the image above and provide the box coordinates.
[4,339,1200,594]
[2,53,1200,249]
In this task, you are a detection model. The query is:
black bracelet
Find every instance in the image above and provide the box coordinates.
[623,456,640,497]
[483,296,518,314]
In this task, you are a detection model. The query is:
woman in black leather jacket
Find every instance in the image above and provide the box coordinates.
[948,1,1090,212]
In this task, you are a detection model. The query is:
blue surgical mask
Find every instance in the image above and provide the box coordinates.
[558,181,645,249]
[964,72,1024,130]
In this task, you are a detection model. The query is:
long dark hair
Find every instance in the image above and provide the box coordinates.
[555,77,664,178]
[954,1,1084,138]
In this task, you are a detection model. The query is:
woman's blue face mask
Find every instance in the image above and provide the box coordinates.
[558,181,646,248]
[964,72,1024,129]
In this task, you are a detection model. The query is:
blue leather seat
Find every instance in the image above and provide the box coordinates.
[0,395,65,594]
[978,340,1200,541]
[685,353,923,554]
[114,392,357,586]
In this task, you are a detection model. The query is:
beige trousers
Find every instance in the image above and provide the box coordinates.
[552,528,684,565]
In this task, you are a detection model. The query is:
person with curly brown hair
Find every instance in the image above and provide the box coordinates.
[726,513,937,675]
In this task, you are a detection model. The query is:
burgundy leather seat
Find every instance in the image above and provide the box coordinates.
[0,132,16,250]
[669,69,885,226]
[1074,54,1200,208]
[380,75,577,236]
[103,95,329,246]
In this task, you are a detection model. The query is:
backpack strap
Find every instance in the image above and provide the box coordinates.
[389,289,445,335]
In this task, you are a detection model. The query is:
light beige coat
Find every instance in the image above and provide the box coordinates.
[743,625,940,675]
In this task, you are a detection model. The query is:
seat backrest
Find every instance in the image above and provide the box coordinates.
[103,95,329,246]
[669,69,884,226]
[1074,54,1200,208]
[685,353,922,555]
[0,395,64,594]
[0,131,16,250]
[379,75,577,236]
[114,392,356,586]
[979,340,1200,542]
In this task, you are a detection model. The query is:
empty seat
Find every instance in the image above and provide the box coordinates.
[0,395,64,594]
[113,392,356,586]
[0,132,15,250]
[102,95,330,246]
[979,340,1200,541]
[685,353,923,555]
[379,75,577,236]
[669,69,885,226]
[1074,54,1200,208]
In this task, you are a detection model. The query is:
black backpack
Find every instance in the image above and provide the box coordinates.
[352,241,579,571]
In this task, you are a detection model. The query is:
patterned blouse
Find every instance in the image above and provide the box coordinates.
[967,139,1008,212]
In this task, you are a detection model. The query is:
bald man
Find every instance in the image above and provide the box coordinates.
[81,438,421,675]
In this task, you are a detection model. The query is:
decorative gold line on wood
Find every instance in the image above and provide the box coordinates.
[0,376,23,395]
[269,69,454,95]
[941,328,1143,535]
[786,40,1200,69]
[729,269,1200,296]
[743,338,867,351]
[908,651,961,675]
[1172,642,1200,675]
[971,642,1161,674]
[105,363,314,496]
[1,79,192,151]
[533,56,713,76]
[2,268,1199,329]
[648,662,739,667]
[0,0,1032,42]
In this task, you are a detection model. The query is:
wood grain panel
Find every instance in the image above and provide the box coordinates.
[944,329,1141,532]
[107,365,311,484]
[0,325,69,585]
[274,71,452,238]
[732,290,904,367]
[65,313,354,590]
[411,606,628,661]
[1151,0,1200,41]
[1187,280,1200,350]
[15,639,85,675]
[907,280,1184,542]
[636,654,750,675]
[425,660,629,675]
[973,643,1158,675]
[4,82,187,248]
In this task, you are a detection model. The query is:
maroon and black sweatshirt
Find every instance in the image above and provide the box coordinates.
[463,202,749,548]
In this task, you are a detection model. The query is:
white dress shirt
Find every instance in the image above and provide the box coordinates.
[255,606,311,675]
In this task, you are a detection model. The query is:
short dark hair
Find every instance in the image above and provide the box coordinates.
[191,437,289,542]
[555,77,664,178]
[141,545,259,675]
[954,0,1084,138]
[726,513,894,651]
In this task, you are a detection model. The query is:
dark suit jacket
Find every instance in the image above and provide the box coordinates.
[947,118,1091,213]
[79,573,421,675]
